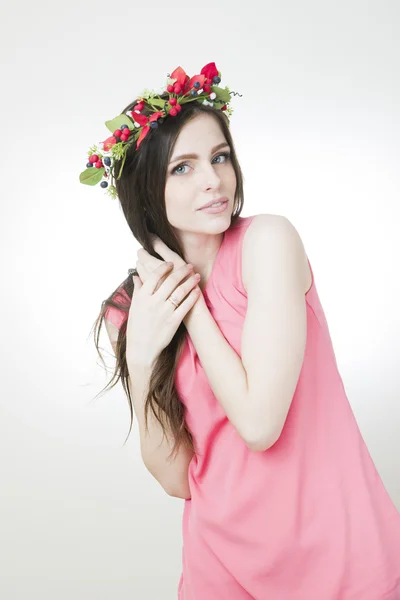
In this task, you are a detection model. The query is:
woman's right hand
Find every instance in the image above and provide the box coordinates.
[126,262,201,367]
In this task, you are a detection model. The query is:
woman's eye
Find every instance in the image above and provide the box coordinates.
[173,163,189,176]
[171,152,231,176]
[213,152,230,164]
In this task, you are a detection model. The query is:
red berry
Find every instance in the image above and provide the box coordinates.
[169,107,177,116]
[175,104,182,112]
[169,97,177,106]
[95,160,103,168]
[113,129,122,137]
[167,85,174,93]
[89,154,99,164]
[174,84,182,94]
[221,104,227,111]
[120,133,129,142]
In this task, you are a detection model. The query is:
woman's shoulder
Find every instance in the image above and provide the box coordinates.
[232,212,282,230]
[239,213,312,295]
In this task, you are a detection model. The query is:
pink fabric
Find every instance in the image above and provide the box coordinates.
[104,287,130,330]
[172,215,400,599]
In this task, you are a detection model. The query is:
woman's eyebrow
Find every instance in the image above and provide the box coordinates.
[169,142,230,164]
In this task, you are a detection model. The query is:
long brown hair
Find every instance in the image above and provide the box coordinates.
[92,92,245,459]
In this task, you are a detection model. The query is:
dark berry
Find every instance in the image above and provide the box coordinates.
[100,181,108,188]
[86,162,93,168]
[194,81,200,89]
[120,124,129,130]
[150,122,158,129]
[103,157,111,166]
[213,76,221,84]
[190,89,197,97]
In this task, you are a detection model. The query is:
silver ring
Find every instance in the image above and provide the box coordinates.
[168,294,180,308]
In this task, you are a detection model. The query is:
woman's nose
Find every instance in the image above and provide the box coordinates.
[198,163,221,189]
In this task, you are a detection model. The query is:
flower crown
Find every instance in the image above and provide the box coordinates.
[79,62,241,199]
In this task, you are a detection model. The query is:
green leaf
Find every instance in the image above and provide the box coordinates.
[105,115,135,133]
[79,167,105,186]
[179,96,197,105]
[211,86,231,104]
[149,98,167,109]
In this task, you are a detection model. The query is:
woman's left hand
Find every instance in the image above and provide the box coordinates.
[135,235,188,287]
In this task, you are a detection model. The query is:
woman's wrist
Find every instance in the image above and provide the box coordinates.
[183,290,207,328]
[126,349,158,372]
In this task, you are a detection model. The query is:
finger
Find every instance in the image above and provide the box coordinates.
[155,263,194,301]
[152,237,176,262]
[132,274,142,293]
[149,237,187,269]
[138,247,166,271]
[167,270,200,306]
[170,286,201,321]
[146,256,164,271]
[137,248,148,260]
[142,261,174,295]
[136,258,155,276]
[135,260,147,282]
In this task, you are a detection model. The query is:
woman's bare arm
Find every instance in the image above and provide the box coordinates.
[105,318,193,499]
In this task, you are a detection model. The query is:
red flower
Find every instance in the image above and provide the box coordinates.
[149,111,164,122]
[132,62,220,150]
[130,112,148,127]
[200,62,219,85]
[135,110,164,149]
[170,66,190,92]
[137,125,152,148]
[184,73,206,94]
[170,66,208,97]
[169,62,219,97]
[103,136,117,151]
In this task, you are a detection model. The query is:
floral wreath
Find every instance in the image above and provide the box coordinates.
[79,62,242,199]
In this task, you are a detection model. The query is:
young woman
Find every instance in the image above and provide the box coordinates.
[88,64,400,599]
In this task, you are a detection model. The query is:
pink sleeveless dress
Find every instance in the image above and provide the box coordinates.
[105,215,400,599]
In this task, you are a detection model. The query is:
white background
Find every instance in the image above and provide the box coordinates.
[1,1,399,598]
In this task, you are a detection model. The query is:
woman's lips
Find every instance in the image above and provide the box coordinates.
[199,200,229,214]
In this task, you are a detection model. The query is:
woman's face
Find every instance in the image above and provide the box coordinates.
[164,113,237,236]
